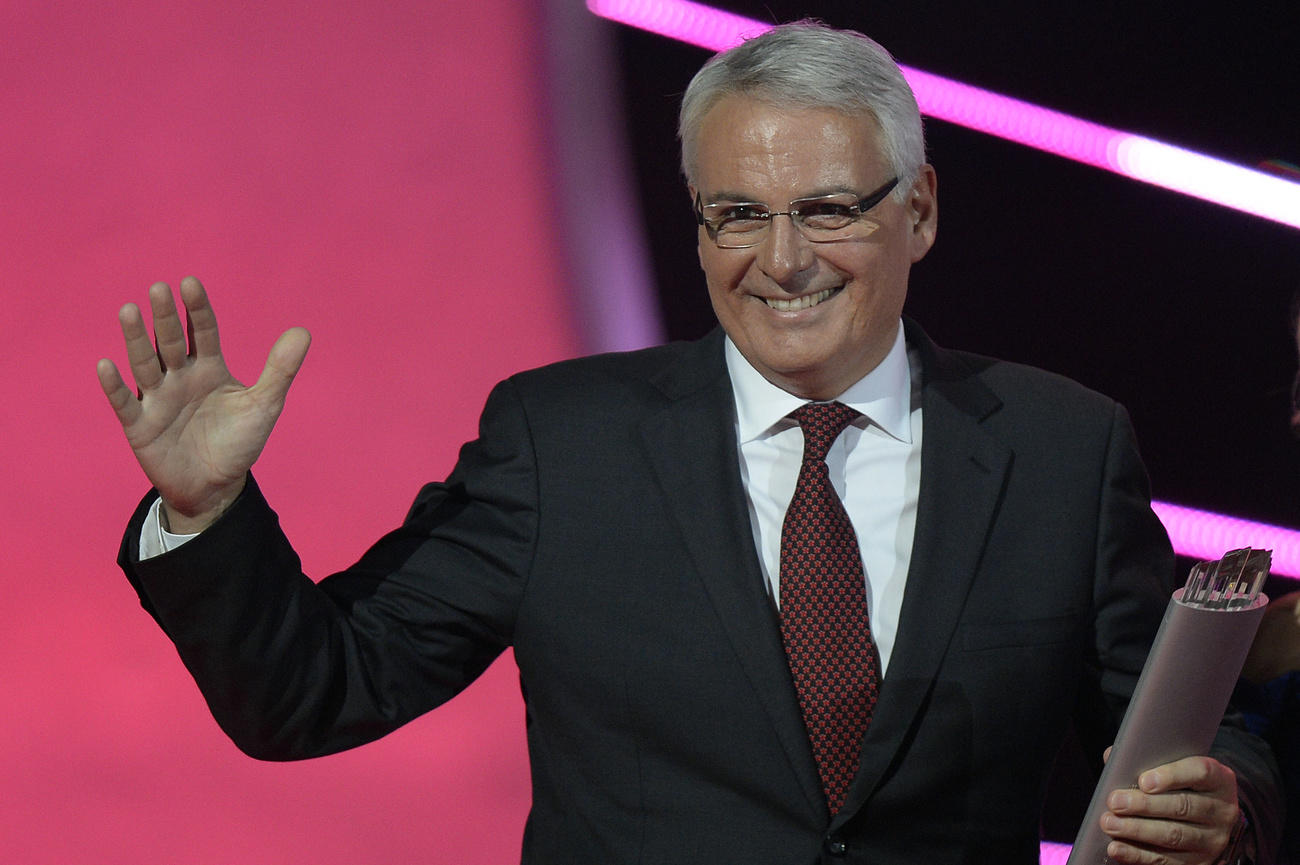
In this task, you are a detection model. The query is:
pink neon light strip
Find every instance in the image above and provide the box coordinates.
[587,0,1300,230]
[1154,501,1300,579]
[1040,843,1071,865]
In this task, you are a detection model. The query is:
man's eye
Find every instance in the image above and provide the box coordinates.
[798,202,855,228]
[717,205,768,226]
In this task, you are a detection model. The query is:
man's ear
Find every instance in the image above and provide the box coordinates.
[907,165,938,263]
[688,185,705,269]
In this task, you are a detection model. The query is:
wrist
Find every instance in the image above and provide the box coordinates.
[160,479,246,534]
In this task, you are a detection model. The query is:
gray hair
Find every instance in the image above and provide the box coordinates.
[678,21,926,199]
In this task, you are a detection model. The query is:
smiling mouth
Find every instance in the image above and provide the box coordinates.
[762,286,841,311]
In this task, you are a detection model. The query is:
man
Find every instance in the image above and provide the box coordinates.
[1230,286,1300,864]
[1239,582,1300,865]
[98,22,1277,864]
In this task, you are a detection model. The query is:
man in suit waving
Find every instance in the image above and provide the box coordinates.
[98,21,1277,865]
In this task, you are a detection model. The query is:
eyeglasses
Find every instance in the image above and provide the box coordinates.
[694,176,899,249]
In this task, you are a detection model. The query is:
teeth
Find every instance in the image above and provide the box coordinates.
[764,287,837,311]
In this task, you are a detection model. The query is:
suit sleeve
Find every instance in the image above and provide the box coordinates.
[1086,404,1179,732]
[117,377,539,760]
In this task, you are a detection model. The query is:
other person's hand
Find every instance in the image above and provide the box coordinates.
[1241,590,1300,684]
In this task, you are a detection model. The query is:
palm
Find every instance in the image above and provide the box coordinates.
[126,362,276,503]
[98,277,310,525]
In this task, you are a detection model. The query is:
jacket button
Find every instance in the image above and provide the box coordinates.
[824,834,848,857]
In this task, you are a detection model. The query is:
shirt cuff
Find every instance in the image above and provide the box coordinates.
[139,497,201,560]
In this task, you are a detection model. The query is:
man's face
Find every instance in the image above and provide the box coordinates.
[690,96,937,400]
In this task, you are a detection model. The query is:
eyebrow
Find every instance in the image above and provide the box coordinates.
[702,185,861,205]
[700,189,758,205]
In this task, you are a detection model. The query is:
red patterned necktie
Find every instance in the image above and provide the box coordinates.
[779,401,881,816]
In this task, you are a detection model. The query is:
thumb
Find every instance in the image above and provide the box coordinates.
[253,326,312,404]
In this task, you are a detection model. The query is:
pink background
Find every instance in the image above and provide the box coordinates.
[2,1,600,860]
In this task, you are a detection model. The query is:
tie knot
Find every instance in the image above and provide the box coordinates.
[790,401,860,462]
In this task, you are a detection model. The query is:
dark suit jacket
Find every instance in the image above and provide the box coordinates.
[120,320,1280,864]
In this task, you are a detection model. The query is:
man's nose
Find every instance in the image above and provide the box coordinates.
[756,213,813,282]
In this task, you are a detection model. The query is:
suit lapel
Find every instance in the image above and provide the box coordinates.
[639,330,827,819]
[638,325,1016,824]
[839,322,1014,822]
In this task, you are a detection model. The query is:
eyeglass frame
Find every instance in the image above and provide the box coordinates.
[694,176,900,249]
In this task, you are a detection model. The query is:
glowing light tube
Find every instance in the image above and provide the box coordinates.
[586,0,768,48]
[1154,501,1300,580]
[587,0,1300,230]
[1040,842,1072,865]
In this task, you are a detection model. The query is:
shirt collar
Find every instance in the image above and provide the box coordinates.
[725,320,913,445]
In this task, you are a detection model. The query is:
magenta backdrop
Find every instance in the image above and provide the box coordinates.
[2,2,584,861]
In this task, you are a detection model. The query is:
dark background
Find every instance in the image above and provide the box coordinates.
[614,0,1300,528]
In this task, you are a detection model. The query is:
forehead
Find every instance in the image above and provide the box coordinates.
[693,96,887,198]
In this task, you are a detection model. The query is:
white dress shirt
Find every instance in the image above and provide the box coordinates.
[725,321,922,675]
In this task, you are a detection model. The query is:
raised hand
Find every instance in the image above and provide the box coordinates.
[97,276,310,533]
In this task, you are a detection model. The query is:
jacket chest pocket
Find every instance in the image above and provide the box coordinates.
[958,612,1082,652]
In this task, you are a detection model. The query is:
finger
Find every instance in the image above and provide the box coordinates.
[1139,756,1236,798]
[121,301,163,391]
[150,281,188,373]
[179,276,222,358]
[1108,787,1230,824]
[1106,834,1208,865]
[1101,810,1222,859]
[251,326,311,406]
[96,358,142,427]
